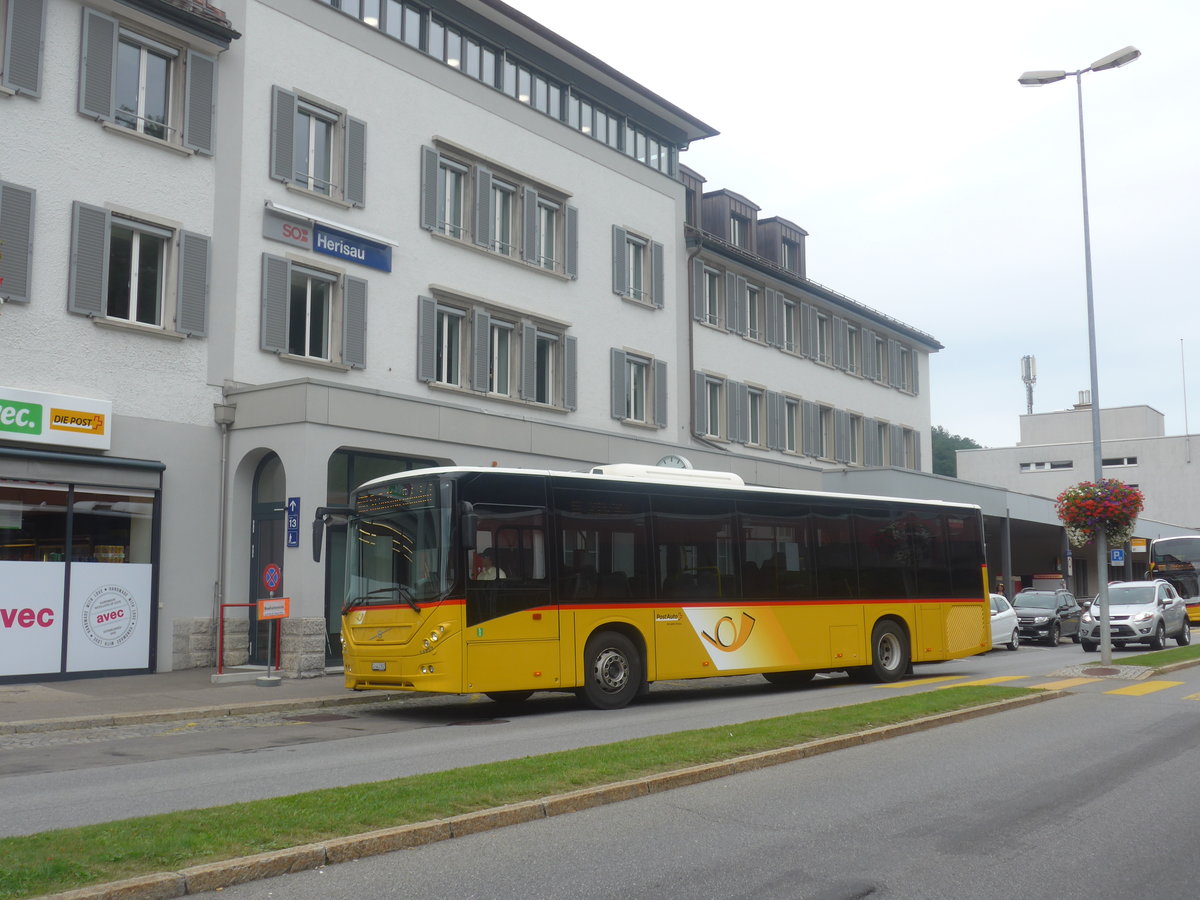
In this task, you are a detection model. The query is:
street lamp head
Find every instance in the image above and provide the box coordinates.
[1089,45,1141,72]
[1019,69,1068,86]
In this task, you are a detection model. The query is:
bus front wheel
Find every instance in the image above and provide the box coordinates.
[581,631,642,710]
[865,619,910,683]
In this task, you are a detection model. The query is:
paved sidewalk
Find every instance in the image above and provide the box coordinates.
[0,667,399,734]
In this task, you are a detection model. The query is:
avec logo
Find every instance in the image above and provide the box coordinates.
[1,607,55,628]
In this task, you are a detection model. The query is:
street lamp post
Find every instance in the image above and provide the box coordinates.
[1019,46,1140,667]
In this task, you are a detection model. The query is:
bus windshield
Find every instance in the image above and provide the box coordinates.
[1150,537,1200,599]
[344,477,452,612]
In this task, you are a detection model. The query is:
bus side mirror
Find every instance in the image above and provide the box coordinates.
[461,502,477,549]
[312,516,326,563]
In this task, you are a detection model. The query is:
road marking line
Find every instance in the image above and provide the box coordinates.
[1030,678,1102,690]
[1183,692,1200,702]
[1105,680,1185,696]
[936,676,1030,689]
[875,676,967,689]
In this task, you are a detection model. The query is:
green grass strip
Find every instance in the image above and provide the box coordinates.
[1114,642,1200,668]
[0,685,1027,899]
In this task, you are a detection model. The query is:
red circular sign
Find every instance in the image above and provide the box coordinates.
[262,563,282,592]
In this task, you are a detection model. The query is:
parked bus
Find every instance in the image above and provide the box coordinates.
[314,464,990,709]
[1148,536,1200,620]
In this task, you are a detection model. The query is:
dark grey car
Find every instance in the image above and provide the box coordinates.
[1013,589,1082,646]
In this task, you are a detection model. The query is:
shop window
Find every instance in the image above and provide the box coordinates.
[271,86,366,207]
[2,0,47,96]
[68,202,210,336]
[260,254,366,368]
[78,9,218,155]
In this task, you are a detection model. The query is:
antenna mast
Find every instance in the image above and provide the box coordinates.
[1021,355,1037,415]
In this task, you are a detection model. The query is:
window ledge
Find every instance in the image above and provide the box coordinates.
[428,380,568,413]
[619,294,658,311]
[276,352,352,372]
[618,418,660,431]
[283,182,356,210]
[0,85,15,99]
[99,121,195,157]
[428,230,572,282]
[93,318,187,340]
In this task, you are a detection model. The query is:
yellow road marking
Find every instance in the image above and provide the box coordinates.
[1184,692,1200,702]
[1030,678,1102,690]
[936,676,1029,689]
[1106,680,1184,697]
[875,675,967,689]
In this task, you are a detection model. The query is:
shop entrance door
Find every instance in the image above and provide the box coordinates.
[248,454,285,666]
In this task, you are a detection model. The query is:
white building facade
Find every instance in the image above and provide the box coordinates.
[1,0,946,682]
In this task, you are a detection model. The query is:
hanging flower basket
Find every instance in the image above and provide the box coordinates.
[1055,479,1144,549]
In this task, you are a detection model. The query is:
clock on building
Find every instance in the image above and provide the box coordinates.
[656,454,693,469]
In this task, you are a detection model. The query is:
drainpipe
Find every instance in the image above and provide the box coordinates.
[212,402,236,648]
[685,233,703,438]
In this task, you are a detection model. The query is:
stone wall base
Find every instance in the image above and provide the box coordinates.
[171,616,329,677]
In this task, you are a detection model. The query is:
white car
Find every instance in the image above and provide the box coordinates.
[990,593,1020,651]
[1080,580,1191,651]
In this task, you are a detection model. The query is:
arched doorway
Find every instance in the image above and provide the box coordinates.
[249,453,285,665]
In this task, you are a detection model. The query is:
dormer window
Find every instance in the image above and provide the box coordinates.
[730,214,749,248]
[781,238,800,273]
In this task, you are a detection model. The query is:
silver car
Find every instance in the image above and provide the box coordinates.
[1080,580,1192,652]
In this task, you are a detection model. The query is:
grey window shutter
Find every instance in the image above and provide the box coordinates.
[0,182,35,303]
[473,168,493,248]
[78,8,116,120]
[764,289,778,347]
[419,146,439,230]
[860,329,874,380]
[610,348,626,419]
[765,390,783,450]
[260,254,289,352]
[864,418,881,466]
[471,309,491,390]
[653,359,668,427]
[888,339,900,387]
[270,87,297,182]
[565,206,578,279]
[342,276,367,368]
[911,351,920,394]
[912,431,922,471]
[651,241,664,308]
[801,400,819,456]
[344,116,367,207]
[520,321,537,399]
[890,423,904,466]
[521,187,538,263]
[417,295,437,382]
[176,231,210,336]
[803,303,817,358]
[833,317,848,370]
[611,225,627,295]
[68,201,108,316]
[727,381,747,443]
[833,409,849,462]
[693,372,708,436]
[724,277,744,336]
[724,271,737,333]
[691,258,704,321]
[3,0,47,96]
[183,50,217,155]
[564,335,578,410]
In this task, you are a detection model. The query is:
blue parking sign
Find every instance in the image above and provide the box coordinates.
[1110,548,1125,565]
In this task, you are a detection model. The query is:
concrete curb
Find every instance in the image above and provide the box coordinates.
[32,691,1059,900]
[0,692,403,736]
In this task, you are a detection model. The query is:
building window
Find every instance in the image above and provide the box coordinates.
[785,398,799,453]
[782,299,798,353]
[437,158,467,238]
[1102,456,1138,467]
[68,202,211,337]
[491,179,515,255]
[420,146,578,277]
[287,265,334,359]
[78,9,218,154]
[815,312,830,363]
[693,374,724,439]
[418,296,577,409]
[746,286,764,342]
[258,253,367,367]
[781,238,800,273]
[612,227,664,307]
[871,335,886,382]
[846,325,859,374]
[1020,460,1075,473]
[703,267,721,326]
[272,87,366,206]
[848,414,862,465]
[730,214,749,248]
[898,345,913,391]
[610,350,666,427]
[747,388,765,447]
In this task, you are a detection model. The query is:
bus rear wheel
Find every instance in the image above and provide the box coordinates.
[864,619,910,683]
[581,631,642,710]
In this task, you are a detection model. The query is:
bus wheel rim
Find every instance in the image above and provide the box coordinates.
[594,648,629,692]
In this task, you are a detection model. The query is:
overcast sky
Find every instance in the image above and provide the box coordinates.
[508,0,1200,448]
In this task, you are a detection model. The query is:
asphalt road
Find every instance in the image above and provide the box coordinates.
[0,636,1192,839]
[197,677,1200,900]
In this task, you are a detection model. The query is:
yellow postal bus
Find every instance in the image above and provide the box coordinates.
[316,464,989,709]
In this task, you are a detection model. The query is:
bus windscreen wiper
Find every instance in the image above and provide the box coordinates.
[344,585,420,614]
